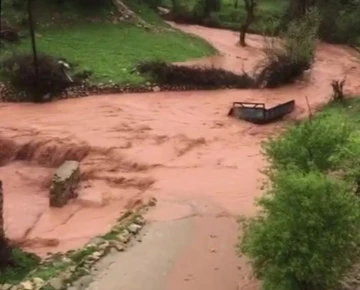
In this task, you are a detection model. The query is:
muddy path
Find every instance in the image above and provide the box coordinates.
[1,23,360,289]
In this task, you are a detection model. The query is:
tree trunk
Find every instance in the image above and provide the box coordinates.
[239,0,256,47]
[239,26,246,46]
[0,180,11,270]
[0,181,4,241]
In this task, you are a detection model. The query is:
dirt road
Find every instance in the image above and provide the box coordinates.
[1,24,360,290]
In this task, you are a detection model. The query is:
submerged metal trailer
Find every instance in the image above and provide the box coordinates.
[227,100,295,124]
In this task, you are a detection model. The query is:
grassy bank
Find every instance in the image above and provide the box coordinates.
[1,1,216,85]
[0,248,40,285]
[1,24,215,84]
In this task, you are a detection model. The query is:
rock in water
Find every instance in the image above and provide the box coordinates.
[49,160,80,207]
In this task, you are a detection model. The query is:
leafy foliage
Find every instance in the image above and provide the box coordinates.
[330,132,360,191]
[255,54,310,88]
[241,169,360,290]
[262,113,353,173]
[255,8,320,88]
[282,8,320,65]
[164,0,222,27]
[1,53,77,102]
[0,247,40,284]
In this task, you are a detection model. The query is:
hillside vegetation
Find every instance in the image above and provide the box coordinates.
[0,0,216,84]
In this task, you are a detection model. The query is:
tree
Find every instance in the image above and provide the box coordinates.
[239,0,257,46]
[27,0,40,102]
[241,169,360,290]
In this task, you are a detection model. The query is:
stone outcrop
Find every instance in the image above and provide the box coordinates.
[49,161,80,207]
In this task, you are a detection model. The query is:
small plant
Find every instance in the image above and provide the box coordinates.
[331,79,346,103]
[137,60,254,88]
[241,169,360,290]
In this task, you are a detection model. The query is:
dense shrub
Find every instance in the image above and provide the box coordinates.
[241,169,360,290]
[57,0,112,8]
[330,131,360,194]
[1,54,76,102]
[141,0,162,9]
[0,19,20,43]
[0,246,40,284]
[262,113,353,173]
[254,9,320,88]
[163,4,198,24]
[137,60,254,88]
[281,0,360,45]
[331,3,360,46]
[164,0,221,27]
[255,55,310,88]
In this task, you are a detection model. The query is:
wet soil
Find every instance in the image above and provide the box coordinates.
[1,23,360,289]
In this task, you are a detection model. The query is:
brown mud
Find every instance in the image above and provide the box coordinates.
[1,23,360,289]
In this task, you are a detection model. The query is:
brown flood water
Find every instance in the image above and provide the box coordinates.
[1,23,360,289]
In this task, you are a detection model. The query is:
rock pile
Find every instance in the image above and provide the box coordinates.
[0,211,149,290]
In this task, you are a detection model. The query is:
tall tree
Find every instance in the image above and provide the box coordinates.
[239,0,257,46]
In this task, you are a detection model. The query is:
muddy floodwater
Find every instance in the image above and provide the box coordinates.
[1,23,360,289]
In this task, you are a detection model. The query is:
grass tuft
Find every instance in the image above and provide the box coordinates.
[0,248,40,284]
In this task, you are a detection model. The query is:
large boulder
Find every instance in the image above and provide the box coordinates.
[49,160,80,207]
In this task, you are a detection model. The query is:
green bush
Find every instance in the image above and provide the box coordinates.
[137,60,254,88]
[1,53,76,102]
[241,169,360,290]
[0,247,40,284]
[282,8,320,64]
[332,4,360,45]
[330,131,360,192]
[255,9,320,88]
[281,0,360,45]
[262,113,353,172]
[59,0,112,8]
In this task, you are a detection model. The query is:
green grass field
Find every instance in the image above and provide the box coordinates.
[2,23,215,84]
[1,1,216,85]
